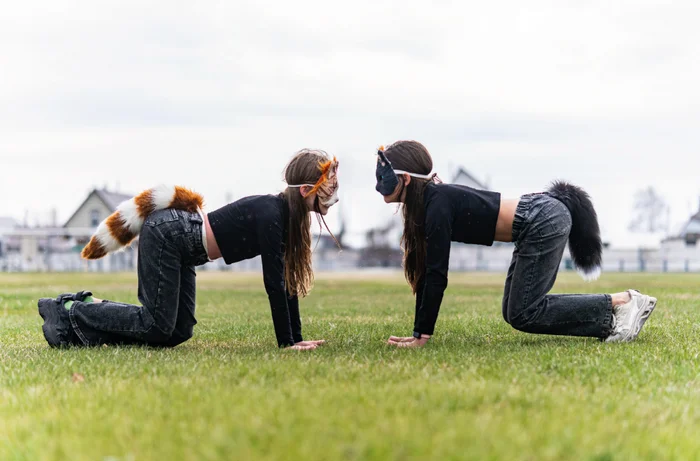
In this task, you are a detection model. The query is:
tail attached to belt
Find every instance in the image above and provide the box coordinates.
[81,185,204,260]
[546,181,602,281]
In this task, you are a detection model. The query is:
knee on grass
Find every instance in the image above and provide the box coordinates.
[150,324,194,347]
[503,306,540,333]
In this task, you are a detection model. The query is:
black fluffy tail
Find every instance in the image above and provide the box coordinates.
[546,181,602,281]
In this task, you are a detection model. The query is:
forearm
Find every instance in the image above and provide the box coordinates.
[287,294,303,343]
[268,291,295,347]
[413,273,447,335]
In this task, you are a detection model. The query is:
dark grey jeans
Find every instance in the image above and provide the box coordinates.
[502,193,614,338]
[69,209,209,347]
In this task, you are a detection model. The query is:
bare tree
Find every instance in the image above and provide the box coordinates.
[628,186,670,234]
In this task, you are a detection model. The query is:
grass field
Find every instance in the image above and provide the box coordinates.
[1,271,700,461]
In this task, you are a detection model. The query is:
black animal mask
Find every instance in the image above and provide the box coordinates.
[375,148,399,196]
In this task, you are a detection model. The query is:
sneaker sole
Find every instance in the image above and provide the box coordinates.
[38,299,66,348]
[635,296,657,336]
[621,295,656,342]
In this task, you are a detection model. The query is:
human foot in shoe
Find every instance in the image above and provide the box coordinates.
[605,290,657,343]
[38,298,77,348]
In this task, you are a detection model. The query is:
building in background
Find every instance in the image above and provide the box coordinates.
[677,200,700,246]
[65,188,137,272]
[657,198,700,272]
[65,189,132,229]
[0,217,18,270]
[3,185,700,274]
[0,188,136,272]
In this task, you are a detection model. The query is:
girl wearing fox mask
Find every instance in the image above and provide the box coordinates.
[38,149,340,350]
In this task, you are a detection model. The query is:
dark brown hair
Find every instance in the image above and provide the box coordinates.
[282,149,331,297]
[384,141,440,293]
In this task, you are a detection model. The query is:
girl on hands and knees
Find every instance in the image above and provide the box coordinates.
[375,141,658,348]
[38,150,340,351]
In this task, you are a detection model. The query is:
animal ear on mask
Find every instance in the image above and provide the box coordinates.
[375,150,400,196]
[377,147,391,166]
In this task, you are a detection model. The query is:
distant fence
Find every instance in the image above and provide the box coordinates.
[2,241,700,273]
[445,244,700,273]
[446,259,700,273]
[0,247,359,273]
[2,252,700,274]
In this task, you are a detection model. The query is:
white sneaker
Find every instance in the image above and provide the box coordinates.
[605,290,658,343]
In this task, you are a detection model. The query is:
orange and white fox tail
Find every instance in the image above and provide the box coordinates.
[81,185,204,260]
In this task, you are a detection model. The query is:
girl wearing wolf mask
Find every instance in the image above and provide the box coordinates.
[375,140,658,348]
[38,149,340,350]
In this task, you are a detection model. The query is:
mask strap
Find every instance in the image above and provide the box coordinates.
[393,170,435,180]
[312,195,342,251]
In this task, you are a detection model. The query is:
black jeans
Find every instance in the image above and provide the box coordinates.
[502,193,614,338]
[69,209,209,347]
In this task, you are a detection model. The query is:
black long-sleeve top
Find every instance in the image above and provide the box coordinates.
[413,183,501,336]
[207,194,302,347]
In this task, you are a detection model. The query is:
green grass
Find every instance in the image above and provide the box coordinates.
[1,271,700,461]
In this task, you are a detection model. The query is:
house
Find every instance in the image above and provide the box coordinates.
[65,188,136,272]
[0,188,136,272]
[64,189,133,229]
[0,217,18,262]
[662,198,700,248]
[659,198,700,271]
[678,199,700,246]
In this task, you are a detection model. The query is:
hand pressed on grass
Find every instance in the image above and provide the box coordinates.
[387,336,430,348]
[288,344,317,351]
[295,340,326,347]
[388,336,415,343]
[287,340,326,351]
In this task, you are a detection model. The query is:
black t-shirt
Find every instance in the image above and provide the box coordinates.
[207,194,301,347]
[414,183,502,336]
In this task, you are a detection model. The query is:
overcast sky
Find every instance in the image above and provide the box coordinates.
[2,0,699,248]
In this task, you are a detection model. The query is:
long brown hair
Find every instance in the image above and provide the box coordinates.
[384,141,440,293]
[282,149,332,297]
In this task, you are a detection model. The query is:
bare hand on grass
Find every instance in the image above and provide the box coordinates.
[295,340,326,347]
[288,344,318,351]
[388,336,415,343]
[387,336,430,348]
[287,340,326,351]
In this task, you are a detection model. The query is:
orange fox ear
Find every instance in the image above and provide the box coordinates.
[317,159,333,175]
